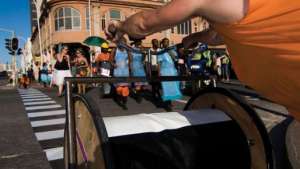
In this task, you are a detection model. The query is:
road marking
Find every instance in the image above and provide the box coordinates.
[31,118,65,127]
[44,147,64,161]
[24,101,56,106]
[35,129,64,141]
[21,94,47,97]
[21,95,49,99]
[25,104,61,111]
[19,92,43,95]
[176,99,188,104]
[23,98,52,102]
[28,110,65,118]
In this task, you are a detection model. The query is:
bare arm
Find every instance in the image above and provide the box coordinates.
[107,0,248,41]
[182,28,224,48]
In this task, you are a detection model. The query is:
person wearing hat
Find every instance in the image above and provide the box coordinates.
[95,42,114,94]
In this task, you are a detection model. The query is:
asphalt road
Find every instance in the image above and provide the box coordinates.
[0,81,295,169]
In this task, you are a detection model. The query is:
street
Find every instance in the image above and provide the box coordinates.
[0,81,296,169]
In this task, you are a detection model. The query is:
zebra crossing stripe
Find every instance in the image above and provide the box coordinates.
[19,92,43,95]
[35,129,64,141]
[22,96,49,99]
[23,98,52,102]
[24,101,56,106]
[31,118,65,127]
[27,110,65,118]
[21,94,47,97]
[44,147,64,161]
[25,104,61,111]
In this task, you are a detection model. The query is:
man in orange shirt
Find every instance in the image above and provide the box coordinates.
[107,0,300,121]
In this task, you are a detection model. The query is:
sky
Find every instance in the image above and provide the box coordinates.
[0,0,30,64]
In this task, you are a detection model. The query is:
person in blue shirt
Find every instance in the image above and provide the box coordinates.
[158,38,182,111]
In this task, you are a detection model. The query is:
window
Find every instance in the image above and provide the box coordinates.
[109,9,121,21]
[176,20,192,35]
[55,7,81,31]
[85,8,90,30]
[101,15,106,30]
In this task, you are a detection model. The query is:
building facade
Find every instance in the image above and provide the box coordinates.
[30,0,209,64]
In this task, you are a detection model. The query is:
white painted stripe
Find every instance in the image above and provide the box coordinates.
[25,104,61,111]
[28,110,65,118]
[44,147,64,161]
[21,94,46,97]
[19,92,42,95]
[24,101,56,106]
[31,118,65,127]
[21,95,45,97]
[23,98,52,102]
[35,129,64,141]
[21,95,48,99]
[176,99,188,104]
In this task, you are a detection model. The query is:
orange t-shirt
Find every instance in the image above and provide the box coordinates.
[213,0,300,120]
[96,53,111,62]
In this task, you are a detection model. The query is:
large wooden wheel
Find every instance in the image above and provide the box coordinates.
[184,87,274,169]
[64,89,111,169]
[64,87,274,169]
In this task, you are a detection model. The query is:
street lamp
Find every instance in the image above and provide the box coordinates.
[32,0,43,68]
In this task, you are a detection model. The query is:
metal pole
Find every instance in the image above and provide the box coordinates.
[12,31,17,87]
[66,81,77,168]
[88,0,92,36]
[33,0,43,68]
[88,0,94,77]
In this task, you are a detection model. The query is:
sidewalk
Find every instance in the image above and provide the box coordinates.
[0,87,51,169]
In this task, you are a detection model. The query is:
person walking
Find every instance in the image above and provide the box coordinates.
[40,62,49,87]
[95,43,114,95]
[130,40,147,103]
[158,38,182,111]
[54,46,71,97]
[74,48,89,94]
[221,53,230,81]
[112,38,131,109]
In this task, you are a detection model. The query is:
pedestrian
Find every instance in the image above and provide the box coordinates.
[33,62,39,82]
[111,38,131,109]
[158,38,182,111]
[221,53,230,81]
[54,46,71,97]
[74,48,89,94]
[40,62,49,87]
[129,40,147,103]
[106,0,300,121]
[27,66,34,84]
[19,74,30,89]
[95,42,113,95]
[148,39,161,99]
[214,53,222,80]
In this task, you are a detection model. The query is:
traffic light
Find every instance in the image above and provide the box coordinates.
[5,38,12,50]
[8,51,15,55]
[17,48,22,55]
[11,38,18,50]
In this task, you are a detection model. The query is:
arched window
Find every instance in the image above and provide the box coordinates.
[109,9,121,21]
[55,7,81,31]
